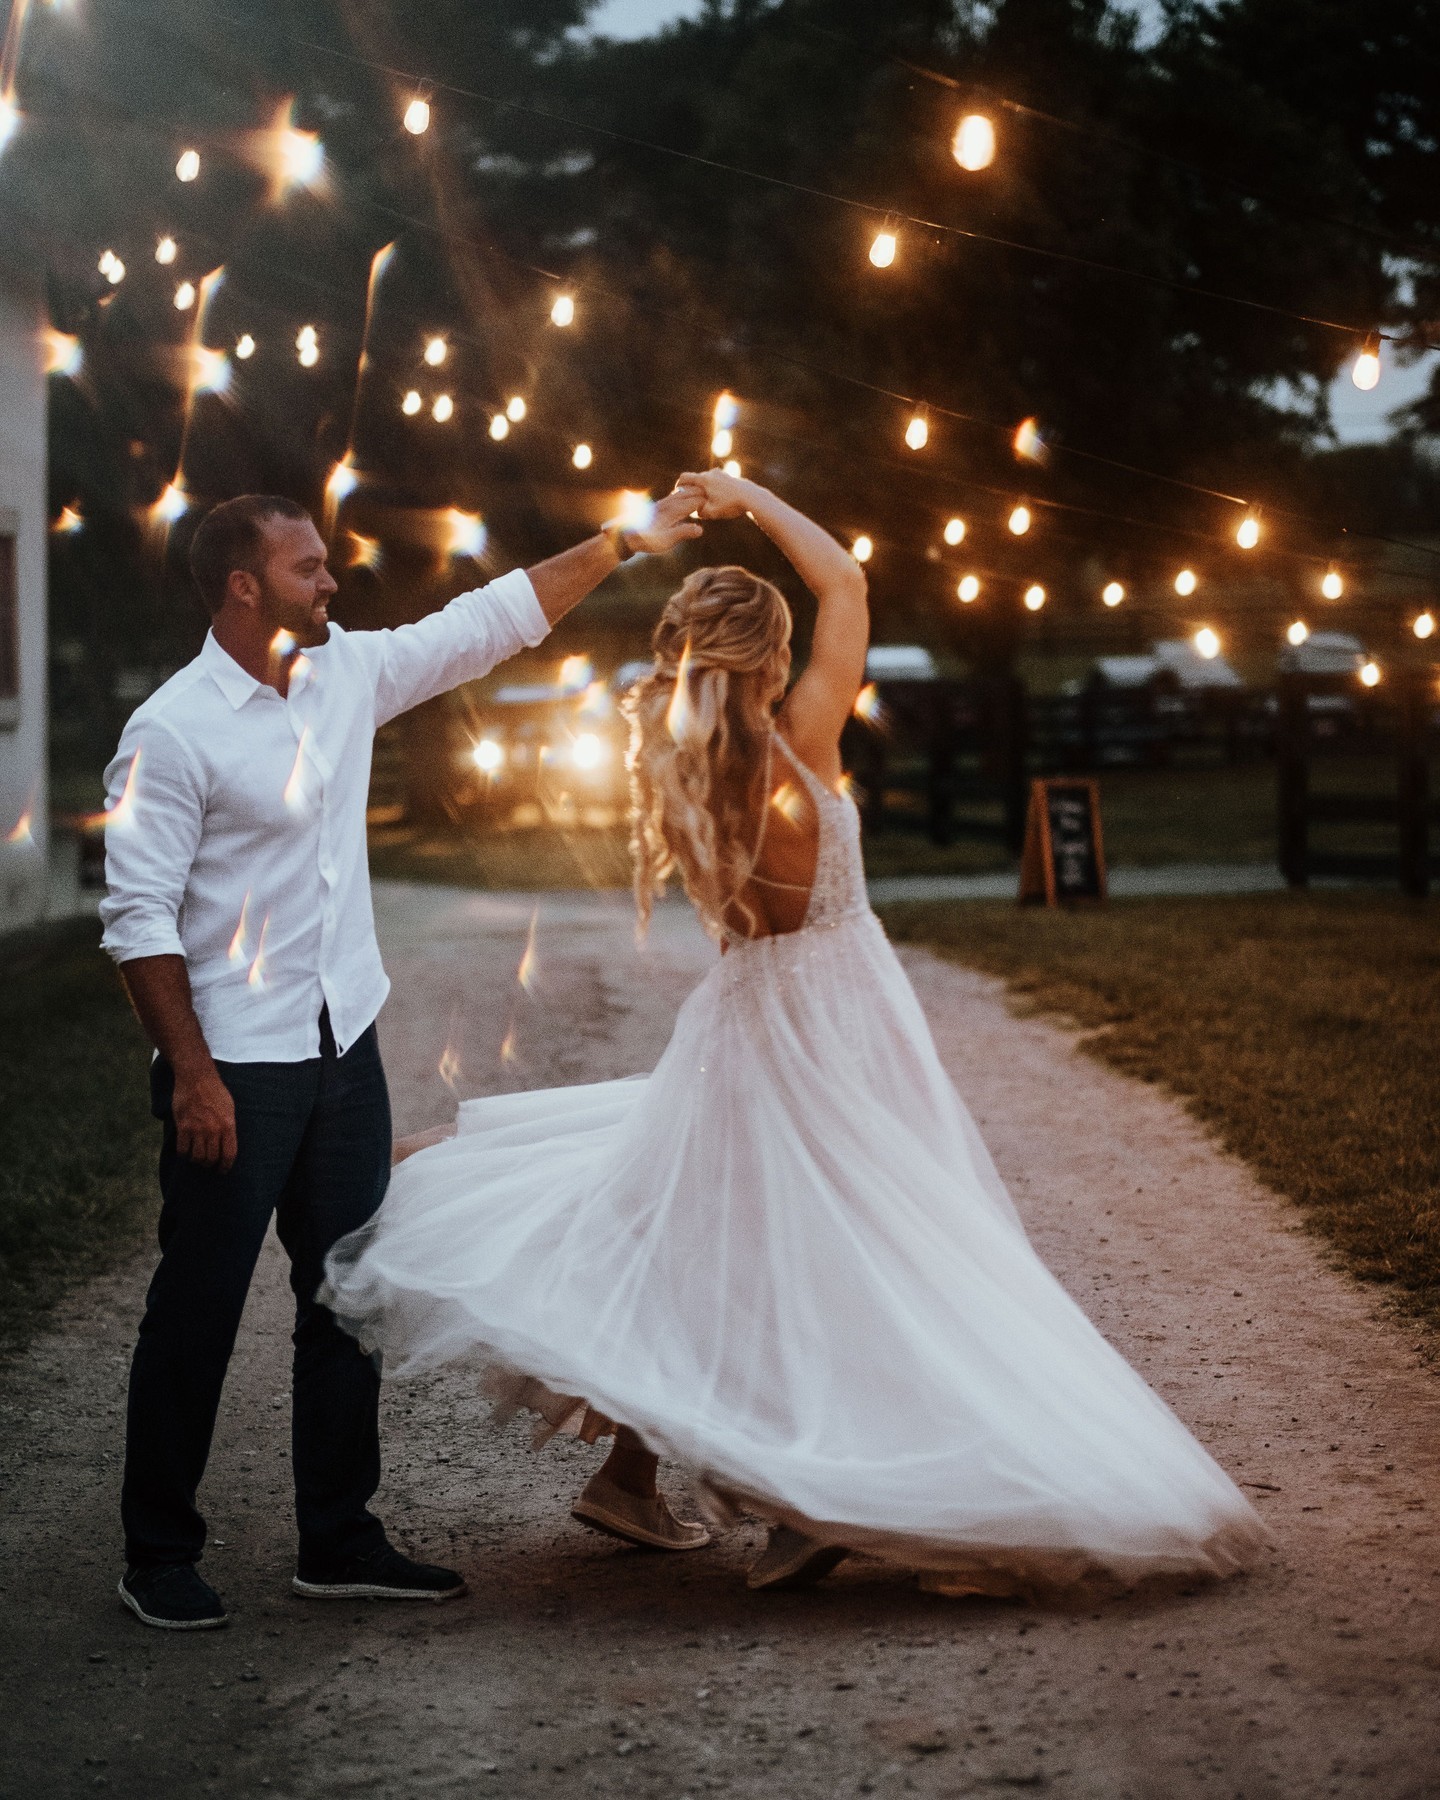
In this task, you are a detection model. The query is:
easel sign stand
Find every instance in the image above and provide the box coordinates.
[1018,777,1108,906]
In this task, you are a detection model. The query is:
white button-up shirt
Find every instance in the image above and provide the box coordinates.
[100,569,548,1062]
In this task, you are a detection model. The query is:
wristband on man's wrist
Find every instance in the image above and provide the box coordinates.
[602,520,643,562]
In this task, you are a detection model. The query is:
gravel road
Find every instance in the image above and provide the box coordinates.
[1,880,1436,1800]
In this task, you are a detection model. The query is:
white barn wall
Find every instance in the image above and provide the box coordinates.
[0,270,49,934]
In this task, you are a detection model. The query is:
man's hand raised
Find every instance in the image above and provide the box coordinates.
[622,487,706,556]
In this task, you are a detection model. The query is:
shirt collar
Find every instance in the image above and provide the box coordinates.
[201,630,266,711]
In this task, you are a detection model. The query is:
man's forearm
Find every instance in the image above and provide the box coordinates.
[119,954,216,1074]
[526,533,623,626]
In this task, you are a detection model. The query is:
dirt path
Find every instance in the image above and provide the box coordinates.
[2,881,1437,1800]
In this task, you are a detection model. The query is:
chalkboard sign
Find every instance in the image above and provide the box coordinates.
[1018,778,1107,906]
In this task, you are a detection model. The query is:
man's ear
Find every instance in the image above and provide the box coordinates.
[226,566,262,610]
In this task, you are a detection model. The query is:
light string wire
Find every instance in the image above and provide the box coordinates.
[94,0,1438,355]
[17,10,1440,572]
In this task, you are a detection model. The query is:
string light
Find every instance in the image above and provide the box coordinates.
[506,395,526,422]
[235,333,255,359]
[261,102,325,200]
[1286,620,1309,646]
[1023,583,1046,611]
[904,411,929,451]
[98,250,125,285]
[550,293,575,327]
[424,336,447,366]
[1175,567,1198,596]
[43,329,82,377]
[868,226,897,269]
[401,388,422,415]
[445,508,486,559]
[1236,513,1261,550]
[1359,658,1381,687]
[571,442,593,469]
[1102,581,1125,607]
[1351,337,1381,392]
[173,280,196,311]
[1007,503,1031,536]
[943,517,966,546]
[403,97,431,136]
[852,534,873,563]
[175,148,200,182]
[713,391,740,430]
[1413,611,1435,640]
[711,427,733,458]
[1194,626,1221,658]
[723,459,742,477]
[952,114,996,172]
[155,235,177,265]
[432,393,454,422]
[489,413,510,440]
[957,574,980,602]
[1321,568,1343,599]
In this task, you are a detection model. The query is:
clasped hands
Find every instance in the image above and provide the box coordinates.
[610,468,761,556]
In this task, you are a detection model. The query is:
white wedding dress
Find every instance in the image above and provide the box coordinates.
[323,736,1267,1591]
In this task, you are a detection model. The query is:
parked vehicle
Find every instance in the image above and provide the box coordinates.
[457,657,628,818]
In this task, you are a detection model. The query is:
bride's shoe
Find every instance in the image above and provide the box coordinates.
[746,1525,849,1591]
[571,1474,712,1551]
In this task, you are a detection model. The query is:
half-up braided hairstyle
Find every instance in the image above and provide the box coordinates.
[622,565,792,941]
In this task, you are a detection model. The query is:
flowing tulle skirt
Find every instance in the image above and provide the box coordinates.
[323,909,1267,1590]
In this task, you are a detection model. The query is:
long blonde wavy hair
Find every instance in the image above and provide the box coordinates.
[622,565,793,941]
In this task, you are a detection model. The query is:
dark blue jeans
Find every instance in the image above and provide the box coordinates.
[122,1013,391,1575]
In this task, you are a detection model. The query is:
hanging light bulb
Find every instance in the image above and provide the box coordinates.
[401,388,421,415]
[235,333,255,360]
[489,413,510,441]
[550,293,575,327]
[711,427,733,458]
[432,393,454,422]
[173,281,196,311]
[943,517,966,546]
[1194,627,1221,659]
[1359,658,1381,687]
[403,97,431,136]
[155,235,177,265]
[424,336,447,367]
[506,395,526,422]
[1321,568,1343,600]
[852,535,874,564]
[1351,336,1381,392]
[175,148,200,182]
[1413,611,1435,640]
[868,226,897,269]
[1007,504,1031,536]
[100,252,125,286]
[723,459,742,478]
[572,442,593,469]
[1236,513,1261,550]
[713,391,740,431]
[904,411,929,451]
[296,325,319,367]
[1023,584,1046,612]
[952,113,996,172]
[1102,581,1125,607]
[957,574,980,603]
[1286,620,1309,647]
[1175,567,1198,596]
[44,329,83,377]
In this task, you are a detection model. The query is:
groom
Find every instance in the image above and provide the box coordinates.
[100,488,701,1629]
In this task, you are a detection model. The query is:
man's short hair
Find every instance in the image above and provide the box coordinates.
[188,495,312,614]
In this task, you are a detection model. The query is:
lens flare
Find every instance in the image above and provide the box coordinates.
[559,655,595,690]
[150,481,188,527]
[572,731,606,771]
[107,749,142,831]
[445,508,486,559]
[437,1009,462,1092]
[0,96,19,154]
[713,391,740,430]
[246,915,271,989]
[259,100,325,201]
[853,682,883,725]
[227,892,252,964]
[770,782,806,826]
[517,907,540,994]
[550,293,575,327]
[1007,504,1031,536]
[347,532,381,571]
[192,345,230,395]
[5,806,33,845]
[43,329,82,377]
[943,517,966,546]
[283,727,312,812]
[472,736,503,774]
[51,504,83,535]
[952,113,996,171]
[957,574,980,603]
[666,640,695,742]
[1102,581,1125,607]
[1012,417,1047,464]
[500,1016,519,1066]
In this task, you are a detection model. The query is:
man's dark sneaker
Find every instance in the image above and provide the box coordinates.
[292,1543,466,1602]
[119,1563,229,1631]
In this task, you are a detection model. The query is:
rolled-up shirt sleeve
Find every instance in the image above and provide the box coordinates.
[98,718,205,966]
[361,568,550,728]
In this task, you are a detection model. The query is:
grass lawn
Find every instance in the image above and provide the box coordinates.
[880,891,1440,1337]
[0,919,157,1356]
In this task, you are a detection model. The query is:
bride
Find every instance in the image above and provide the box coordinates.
[323,470,1267,1594]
